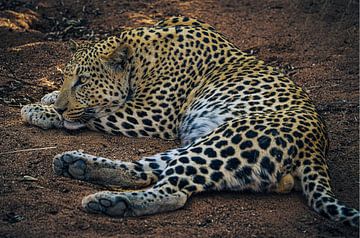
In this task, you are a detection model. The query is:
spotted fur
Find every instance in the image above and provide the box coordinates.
[21,16,359,227]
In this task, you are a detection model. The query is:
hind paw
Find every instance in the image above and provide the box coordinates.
[82,191,130,217]
[53,150,89,180]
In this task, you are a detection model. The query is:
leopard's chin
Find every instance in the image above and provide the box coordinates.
[64,120,86,130]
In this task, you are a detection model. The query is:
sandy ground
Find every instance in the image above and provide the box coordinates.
[0,0,359,237]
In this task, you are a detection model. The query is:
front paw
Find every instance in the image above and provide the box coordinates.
[41,91,60,105]
[21,104,63,129]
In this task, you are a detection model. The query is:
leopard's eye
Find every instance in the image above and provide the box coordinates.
[74,75,89,87]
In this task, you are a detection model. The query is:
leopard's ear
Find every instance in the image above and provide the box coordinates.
[101,44,132,72]
[68,39,79,52]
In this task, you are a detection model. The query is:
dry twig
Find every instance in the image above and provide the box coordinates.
[0,146,57,155]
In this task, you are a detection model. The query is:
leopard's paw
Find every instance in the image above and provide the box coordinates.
[41,91,60,105]
[82,191,130,217]
[21,104,63,129]
[53,150,88,180]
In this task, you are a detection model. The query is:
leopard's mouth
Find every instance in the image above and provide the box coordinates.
[55,111,87,130]
[59,105,117,130]
[55,107,96,130]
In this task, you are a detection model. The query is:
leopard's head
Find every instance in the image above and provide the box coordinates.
[54,37,132,128]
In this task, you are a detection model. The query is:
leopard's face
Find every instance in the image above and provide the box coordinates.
[54,37,131,126]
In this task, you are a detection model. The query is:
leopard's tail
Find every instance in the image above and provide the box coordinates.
[297,155,359,227]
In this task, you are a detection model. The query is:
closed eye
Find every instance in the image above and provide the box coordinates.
[74,75,89,87]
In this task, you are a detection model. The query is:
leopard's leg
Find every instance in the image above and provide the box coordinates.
[53,148,183,188]
[81,153,203,216]
[80,117,281,217]
[82,185,188,217]
[21,103,63,129]
[21,90,62,129]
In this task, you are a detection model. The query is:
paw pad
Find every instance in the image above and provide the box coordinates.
[53,151,87,179]
[99,198,112,207]
[82,192,129,216]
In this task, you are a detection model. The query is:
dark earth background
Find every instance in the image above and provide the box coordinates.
[0,0,359,237]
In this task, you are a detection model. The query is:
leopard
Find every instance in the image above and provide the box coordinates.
[21,16,359,227]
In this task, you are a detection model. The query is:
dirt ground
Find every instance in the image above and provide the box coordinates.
[0,0,359,237]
